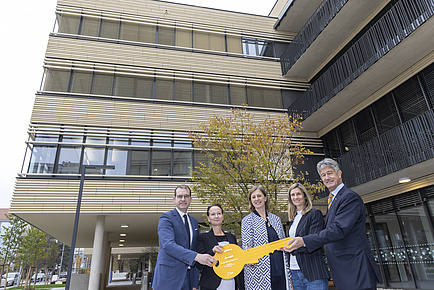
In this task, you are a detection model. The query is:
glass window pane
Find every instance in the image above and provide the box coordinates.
[44,69,70,92]
[209,33,225,51]
[138,23,156,43]
[131,138,150,147]
[372,93,401,134]
[227,35,242,54]
[136,77,154,99]
[398,206,434,289]
[106,148,127,175]
[81,17,100,37]
[35,135,59,142]
[114,75,135,98]
[129,150,149,175]
[151,150,171,176]
[155,79,173,100]
[92,73,113,96]
[57,14,80,34]
[173,151,192,176]
[211,84,228,104]
[28,146,56,174]
[108,138,128,145]
[71,71,93,94]
[230,85,246,105]
[194,31,209,50]
[82,147,105,166]
[158,26,175,46]
[247,87,264,107]
[62,135,83,143]
[340,119,358,152]
[85,137,106,144]
[263,88,282,109]
[120,22,139,42]
[194,82,211,103]
[259,41,274,57]
[174,80,192,102]
[176,28,192,48]
[57,147,81,174]
[100,19,119,39]
[374,213,414,288]
[194,151,211,169]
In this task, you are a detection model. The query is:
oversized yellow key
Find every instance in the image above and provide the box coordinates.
[213,237,291,279]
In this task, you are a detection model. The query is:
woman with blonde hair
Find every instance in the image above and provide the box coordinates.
[283,183,330,289]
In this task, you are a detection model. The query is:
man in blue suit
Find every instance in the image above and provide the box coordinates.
[152,185,217,290]
[285,158,382,289]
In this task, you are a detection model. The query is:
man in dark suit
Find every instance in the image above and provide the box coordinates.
[285,158,382,289]
[151,185,217,290]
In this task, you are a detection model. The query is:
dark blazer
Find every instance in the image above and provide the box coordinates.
[196,229,244,290]
[288,208,330,282]
[152,209,200,290]
[303,185,382,289]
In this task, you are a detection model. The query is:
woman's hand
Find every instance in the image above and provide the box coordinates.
[212,245,223,254]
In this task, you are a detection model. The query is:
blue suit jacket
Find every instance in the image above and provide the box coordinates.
[288,208,330,282]
[303,185,382,289]
[152,208,200,290]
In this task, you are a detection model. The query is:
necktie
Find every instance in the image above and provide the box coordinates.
[328,193,334,209]
[183,214,191,249]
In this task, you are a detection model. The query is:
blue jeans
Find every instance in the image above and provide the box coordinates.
[291,270,328,290]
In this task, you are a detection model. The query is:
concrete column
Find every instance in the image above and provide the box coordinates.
[88,215,105,290]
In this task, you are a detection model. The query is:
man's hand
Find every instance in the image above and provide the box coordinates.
[283,237,304,252]
[195,253,217,267]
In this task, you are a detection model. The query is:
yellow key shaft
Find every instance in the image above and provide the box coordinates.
[244,237,292,264]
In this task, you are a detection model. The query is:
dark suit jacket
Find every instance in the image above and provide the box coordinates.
[152,209,200,290]
[196,229,244,290]
[288,208,330,282]
[303,185,382,289]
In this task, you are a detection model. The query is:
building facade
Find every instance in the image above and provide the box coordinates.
[10,0,434,289]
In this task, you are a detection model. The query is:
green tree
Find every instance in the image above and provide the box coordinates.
[0,214,27,288]
[189,108,322,230]
[18,227,48,290]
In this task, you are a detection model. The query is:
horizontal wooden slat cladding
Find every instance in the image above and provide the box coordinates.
[31,95,286,131]
[57,0,282,35]
[45,37,285,80]
[11,179,290,214]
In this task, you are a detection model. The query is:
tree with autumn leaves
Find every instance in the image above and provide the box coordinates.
[189,108,322,231]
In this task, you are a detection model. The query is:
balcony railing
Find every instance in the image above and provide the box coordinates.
[338,109,434,188]
[280,0,348,75]
[288,0,434,120]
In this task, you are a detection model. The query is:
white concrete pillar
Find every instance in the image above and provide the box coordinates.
[88,215,105,290]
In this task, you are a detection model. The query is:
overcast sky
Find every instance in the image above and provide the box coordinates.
[0,0,277,208]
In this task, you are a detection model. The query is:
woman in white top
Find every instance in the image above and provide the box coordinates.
[284,183,330,290]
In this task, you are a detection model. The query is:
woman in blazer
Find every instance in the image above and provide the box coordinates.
[284,183,330,289]
[197,204,244,290]
[241,185,290,290]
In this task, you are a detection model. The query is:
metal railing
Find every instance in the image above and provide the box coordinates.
[288,0,434,120]
[280,0,348,75]
[338,109,434,188]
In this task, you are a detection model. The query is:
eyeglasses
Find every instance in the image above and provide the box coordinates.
[176,195,191,199]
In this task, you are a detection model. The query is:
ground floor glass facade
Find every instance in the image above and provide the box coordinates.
[367,185,434,289]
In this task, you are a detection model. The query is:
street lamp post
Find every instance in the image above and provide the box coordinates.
[65,165,115,290]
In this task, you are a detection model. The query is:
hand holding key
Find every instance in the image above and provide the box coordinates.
[213,237,291,279]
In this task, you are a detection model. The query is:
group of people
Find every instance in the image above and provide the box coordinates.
[151,158,382,290]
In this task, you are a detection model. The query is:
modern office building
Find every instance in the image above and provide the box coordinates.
[10,0,434,289]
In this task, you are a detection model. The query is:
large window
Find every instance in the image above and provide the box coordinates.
[43,68,285,109]
[55,14,281,59]
[29,146,56,174]
[367,186,434,289]
[26,130,197,179]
